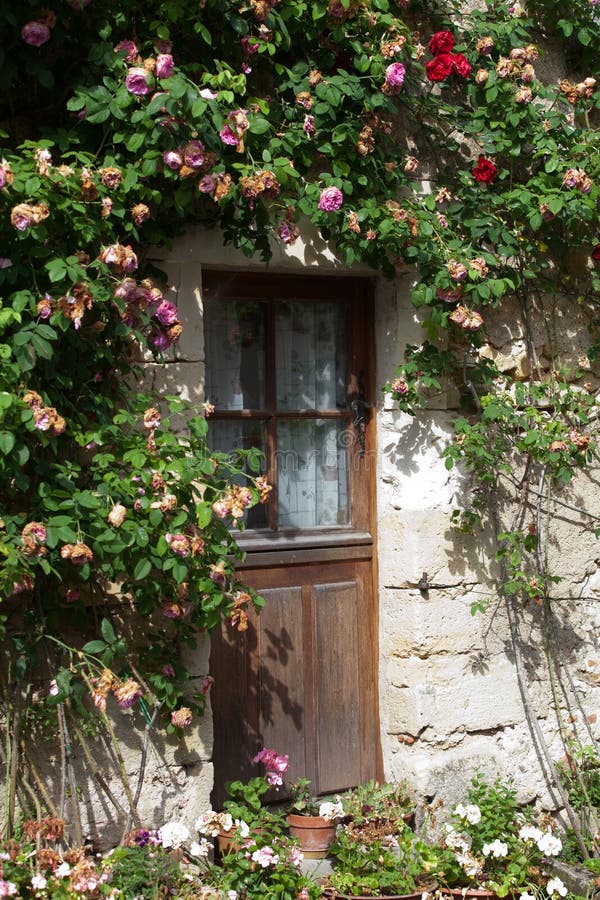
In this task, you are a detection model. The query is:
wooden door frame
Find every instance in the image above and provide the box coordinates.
[205,269,383,799]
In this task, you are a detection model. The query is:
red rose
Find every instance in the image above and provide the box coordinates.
[592,244,600,262]
[428,30,455,55]
[425,53,455,82]
[452,52,471,79]
[472,155,498,184]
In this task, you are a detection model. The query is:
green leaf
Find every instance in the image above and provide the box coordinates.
[249,117,271,135]
[0,432,15,454]
[101,618,117,643]
[82,640,107,654]
[134,558,152,581]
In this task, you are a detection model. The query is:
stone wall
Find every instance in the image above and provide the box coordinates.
[106,224,600,837]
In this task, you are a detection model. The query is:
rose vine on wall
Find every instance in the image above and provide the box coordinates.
[0,0,599,839]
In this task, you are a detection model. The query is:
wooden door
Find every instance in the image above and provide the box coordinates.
[204,272,382,805]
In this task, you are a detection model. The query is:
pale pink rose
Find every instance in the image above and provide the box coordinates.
[125,67,152,96]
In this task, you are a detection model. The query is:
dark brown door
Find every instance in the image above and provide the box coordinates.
[204,272,381,805]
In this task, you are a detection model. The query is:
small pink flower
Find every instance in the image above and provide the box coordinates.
[125,67,152,96]
[251,846,279,868]
[318,186,343,212]
[171,707,193,728]
[156,53,174,79]
[162,664,176,677]
[183,140,205,168]
[21,21,51,46]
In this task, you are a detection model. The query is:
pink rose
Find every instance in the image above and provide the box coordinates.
[156,53,174,79]
[155,300,179,326]
[219,125,238,146]
[163,149,183,170]
[125,67,152,96]
[114,40,138,61]
[385,62,406,87]
[318,186,344,212]
[21,21,51,47]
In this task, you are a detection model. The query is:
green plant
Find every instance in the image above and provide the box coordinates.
[438,775,567,897]
[341,780,414,828]
[326,821,439,898]
[206,832,322,900]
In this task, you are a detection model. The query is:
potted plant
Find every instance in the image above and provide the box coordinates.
[286,777,346,859]
[323,818,440,899]
[196,747,289,855]
[436,774,567,898]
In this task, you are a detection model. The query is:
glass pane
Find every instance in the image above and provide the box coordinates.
[208,421,268,529]
[276,303,346,410]
[204,298,266,410]
[277,420,349,529]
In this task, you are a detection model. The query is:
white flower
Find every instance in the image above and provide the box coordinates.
[455,850,483,877]
[482,839,508,858]
[537,832,562,856]
[319,800,344,821]
[190,839,211,858]
[158,820,190,849]
[31,876,47,891]
[235,819,250,838]
[444,824,470,852]
[56,863,71,878]
[227,892,238,900]
[519,893,536,900]
[547,878,568,897]
[464,804,481,824]
[454,803,467,819]
[519,825,543,843]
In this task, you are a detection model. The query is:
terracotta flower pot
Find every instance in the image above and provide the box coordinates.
[287,812,337,858]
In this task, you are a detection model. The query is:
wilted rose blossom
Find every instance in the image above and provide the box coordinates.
[171,707,193,728]
[391,378,409,395]
[125,67,152,96]
[475,68,489,85]
[209,561,227,585]
[515,86,532,103]
[11,202,49,231]
[183,140,205,168]
[132,203,151,226]
[404,156,419,174]
[60,542,94,565]
[318,186,343,211]
[144,407,161,429]
[114,39,138,61]
[22,21,51,46]
[100,166,122,189]
[200,675,214,694]
[165,533,190,557]
[156,53,174,78]
[37,294,54,318]
[154,300,179,326]
[108,503,127,527]
[303,114,316,136]
[113,678,143,709]
[447,260,468,282]
[476,36,494,54]
[101,197,113,217]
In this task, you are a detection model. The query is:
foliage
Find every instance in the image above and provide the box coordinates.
[206,831,322,899]
[438,774,568,897]
[326,821,439,897]
[339,779,414,828]
[1,0,600,840]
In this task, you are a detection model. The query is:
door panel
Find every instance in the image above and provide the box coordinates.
[211,556,380,806]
